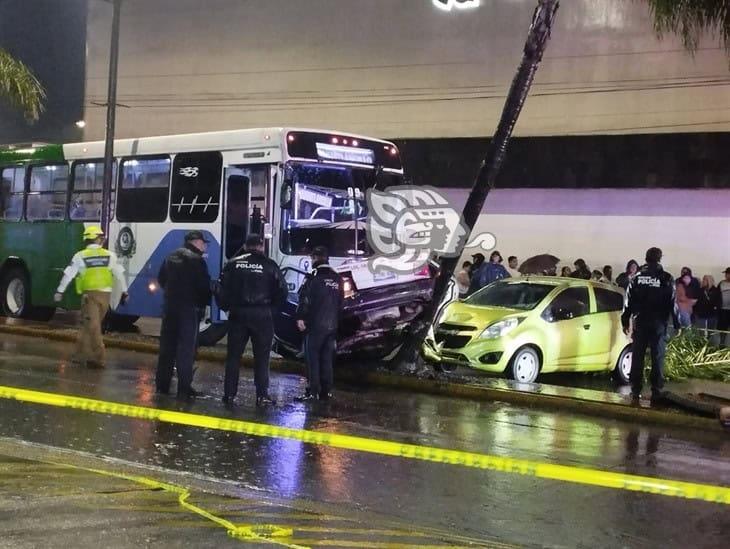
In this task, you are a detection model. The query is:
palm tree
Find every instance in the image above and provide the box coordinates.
[645,0,730,56]
[0,48,46,122]
[393,0,561,367]
[398,0,729,369]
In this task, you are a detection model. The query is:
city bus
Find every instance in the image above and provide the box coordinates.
[0,129,433,356]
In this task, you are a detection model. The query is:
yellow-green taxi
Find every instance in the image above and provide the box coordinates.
[423,277,632,383]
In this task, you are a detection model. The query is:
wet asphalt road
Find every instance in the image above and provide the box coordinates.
[0,333,729,548]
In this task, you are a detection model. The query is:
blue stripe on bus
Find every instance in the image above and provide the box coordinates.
[114,229,220,319]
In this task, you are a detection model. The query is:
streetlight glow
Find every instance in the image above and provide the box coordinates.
[75,120,86,128]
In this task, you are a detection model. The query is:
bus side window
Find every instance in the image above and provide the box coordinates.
[0,166,25,221]
[26,164,69,222]
[117,156,171,222]
[169,152,222,223]
[70,160,117,221]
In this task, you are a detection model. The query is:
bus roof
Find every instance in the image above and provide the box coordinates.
[0,143,64,165]
[63,127,397,160]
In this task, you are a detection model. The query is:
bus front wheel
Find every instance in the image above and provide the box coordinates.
[198,321,227,347]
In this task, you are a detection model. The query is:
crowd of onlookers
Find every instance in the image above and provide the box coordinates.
[454,251,730,346]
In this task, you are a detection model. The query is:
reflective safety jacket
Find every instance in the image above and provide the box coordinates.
[77,248,113,293]
[56,244,127,295]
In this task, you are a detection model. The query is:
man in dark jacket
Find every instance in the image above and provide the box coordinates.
[570,258,592,280]
[296,246,344,401]
[218,234,288,406]
[677,266,701,301]
[621,247,678,403]
[155,230,212,399]
[470,250,510,294]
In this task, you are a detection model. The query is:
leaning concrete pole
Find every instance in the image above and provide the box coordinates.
[396,0,560,367]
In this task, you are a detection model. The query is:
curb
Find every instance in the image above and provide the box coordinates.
[0,323,721,432]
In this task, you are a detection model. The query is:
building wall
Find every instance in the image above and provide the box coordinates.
[440,188,730,281]
[396,133,730,188]
[82,0,730,140]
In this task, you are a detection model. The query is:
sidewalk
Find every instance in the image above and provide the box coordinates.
[0,317,725,432]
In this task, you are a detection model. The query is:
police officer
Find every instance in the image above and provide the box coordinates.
[218,234,287,406]
[621,247,678,403]
[54,226,128,368]
[155,230,211,399]
[296,246,344,401]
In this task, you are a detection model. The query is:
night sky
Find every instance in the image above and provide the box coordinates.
[0,0,86,144]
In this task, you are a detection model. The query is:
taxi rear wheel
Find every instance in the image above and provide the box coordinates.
[507,346,541,383]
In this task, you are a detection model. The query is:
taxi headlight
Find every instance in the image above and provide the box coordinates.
[479,317,523,339]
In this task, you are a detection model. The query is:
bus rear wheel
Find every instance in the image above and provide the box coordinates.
[0,267,56,321]
[103,312,140,333]
[1,267,31,318]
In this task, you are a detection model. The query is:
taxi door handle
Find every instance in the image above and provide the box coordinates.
[583,324,591,330]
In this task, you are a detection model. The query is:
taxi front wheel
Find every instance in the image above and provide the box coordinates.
[507,346,541,383]
[612,346,632,385]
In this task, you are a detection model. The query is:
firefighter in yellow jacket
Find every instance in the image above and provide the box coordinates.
[54,226,128,368]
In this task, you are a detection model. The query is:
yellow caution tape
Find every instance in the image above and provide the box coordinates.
[81,466,305,548]
[1,384,728,505]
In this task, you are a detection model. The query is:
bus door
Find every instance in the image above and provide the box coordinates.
[222,164,272,262]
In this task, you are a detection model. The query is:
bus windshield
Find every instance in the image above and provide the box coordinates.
[280,162,401,257]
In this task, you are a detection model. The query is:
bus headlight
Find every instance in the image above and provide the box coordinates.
[479,318,523,339]
[342,275,356,299]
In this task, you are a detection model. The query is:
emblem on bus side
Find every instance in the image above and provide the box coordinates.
[116,227,137,258]
[179,167,199,178]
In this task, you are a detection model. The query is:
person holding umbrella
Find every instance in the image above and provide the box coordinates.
[518,254,560,276]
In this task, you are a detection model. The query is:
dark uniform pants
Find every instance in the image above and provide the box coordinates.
[225,307,274,399]
[630,319,668,396]
[304,329,336,397]
[156,306,200,397]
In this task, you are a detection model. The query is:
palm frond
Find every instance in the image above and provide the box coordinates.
[0,49,46,123]
[644,0,730,55]
[663,329,730,382]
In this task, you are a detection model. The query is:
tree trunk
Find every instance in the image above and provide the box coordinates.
[393,0,561,370]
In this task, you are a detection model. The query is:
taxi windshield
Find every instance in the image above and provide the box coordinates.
[466,281,555,310]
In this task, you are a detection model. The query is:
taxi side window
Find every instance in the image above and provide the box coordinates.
[595,287,624,313]
[542,287,589,322]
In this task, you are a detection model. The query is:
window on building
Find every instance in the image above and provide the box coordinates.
[116,156,171,222]
[70,161,117,221]
[169,152,222,222]
[0,166,25,221]
[595,287,624,313]
[26,164,69,221]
